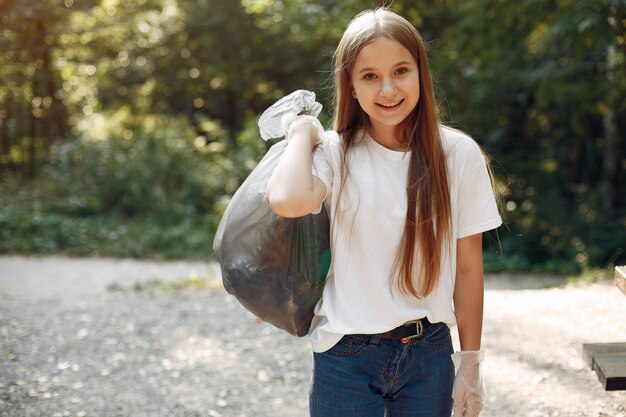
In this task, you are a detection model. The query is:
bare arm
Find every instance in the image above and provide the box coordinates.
[266,123,327,218]
[453,233,484,351]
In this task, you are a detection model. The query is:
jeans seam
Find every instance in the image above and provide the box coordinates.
[416,324,451,349]
[386,341,411,395]
[420,337,452,349]
[311,370,317,417]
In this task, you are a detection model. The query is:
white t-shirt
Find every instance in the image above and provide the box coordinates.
[309,127,502,353]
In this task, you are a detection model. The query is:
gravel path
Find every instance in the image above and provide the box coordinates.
[0,255,625,417]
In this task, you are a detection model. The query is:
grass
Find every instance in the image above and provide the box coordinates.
[0,208,217,261]
[106,273,223,293]
[566,267,616,286]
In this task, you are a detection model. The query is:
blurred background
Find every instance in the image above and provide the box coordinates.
[0,0,624,276]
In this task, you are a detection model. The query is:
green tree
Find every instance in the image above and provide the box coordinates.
[0,0,98,178]
[429,0,625,269]
[1,0,623,269]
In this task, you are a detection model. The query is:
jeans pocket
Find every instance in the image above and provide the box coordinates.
[420,323,452,348]
[322,335,370,358]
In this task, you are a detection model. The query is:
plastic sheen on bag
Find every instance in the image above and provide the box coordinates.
[213,140,330,337]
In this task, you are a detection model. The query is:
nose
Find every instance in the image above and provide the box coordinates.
[380,77,397,97]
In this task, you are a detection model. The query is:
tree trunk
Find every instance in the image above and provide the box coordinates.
[27,95,36,180]
[601,5,625,210]
[602,96,618,210]
[0,91,12,161]
[41,29,66,141]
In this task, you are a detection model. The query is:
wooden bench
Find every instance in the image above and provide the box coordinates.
[617,265,626,296]
[582,266,626,391]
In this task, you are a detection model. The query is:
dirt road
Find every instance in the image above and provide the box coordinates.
[0,255,625,417]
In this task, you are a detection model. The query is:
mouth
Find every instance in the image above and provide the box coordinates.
[376,99,404,110]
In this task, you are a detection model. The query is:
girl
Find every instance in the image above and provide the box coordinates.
[264,8,501,417]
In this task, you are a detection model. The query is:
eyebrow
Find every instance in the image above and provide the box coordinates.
[357,61,413,74]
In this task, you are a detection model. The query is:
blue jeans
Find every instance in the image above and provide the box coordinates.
[309,322,454,417]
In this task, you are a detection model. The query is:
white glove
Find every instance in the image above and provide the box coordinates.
[258,90,325,144]
[451,350,486,417]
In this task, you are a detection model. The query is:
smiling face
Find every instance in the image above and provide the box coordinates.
[351,36,420,148]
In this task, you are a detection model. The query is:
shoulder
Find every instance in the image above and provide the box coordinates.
[312,129,342,168]
[440,125,486,169]
[323,129,342,146]
[318,129,342,156]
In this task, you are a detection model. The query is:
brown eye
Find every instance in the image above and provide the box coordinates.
[396,67,409,75]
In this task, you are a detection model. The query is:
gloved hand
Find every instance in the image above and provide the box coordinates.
[258,90,325,144]
[451,350,486,417]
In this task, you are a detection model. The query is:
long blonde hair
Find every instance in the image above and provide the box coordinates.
[332,8,451,298]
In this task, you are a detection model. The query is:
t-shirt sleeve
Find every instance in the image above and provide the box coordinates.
[456,148,502,238]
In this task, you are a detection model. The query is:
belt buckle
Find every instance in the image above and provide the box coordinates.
[400,319,423,344]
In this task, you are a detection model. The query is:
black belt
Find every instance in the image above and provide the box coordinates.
[358,318,433,343]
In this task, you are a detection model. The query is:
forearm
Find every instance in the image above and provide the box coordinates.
[453,234,485,351]
[266,123,325,217]
[454,271,483,350]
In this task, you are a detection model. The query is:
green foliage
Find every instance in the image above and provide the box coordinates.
[0,205,210,259]
[429,0,626,272]
[39,112,224,219]
[0,0,624,272]
[0,111,266,260]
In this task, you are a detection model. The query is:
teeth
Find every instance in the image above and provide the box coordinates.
[379,99,402,107]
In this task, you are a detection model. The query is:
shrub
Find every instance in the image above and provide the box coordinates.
[0,111,267,259]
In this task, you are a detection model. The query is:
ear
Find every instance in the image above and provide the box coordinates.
[352,90,357,99]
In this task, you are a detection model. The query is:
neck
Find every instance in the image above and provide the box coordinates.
[367,122,407,151]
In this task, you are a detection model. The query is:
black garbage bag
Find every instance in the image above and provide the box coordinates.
[213,140,331,337]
